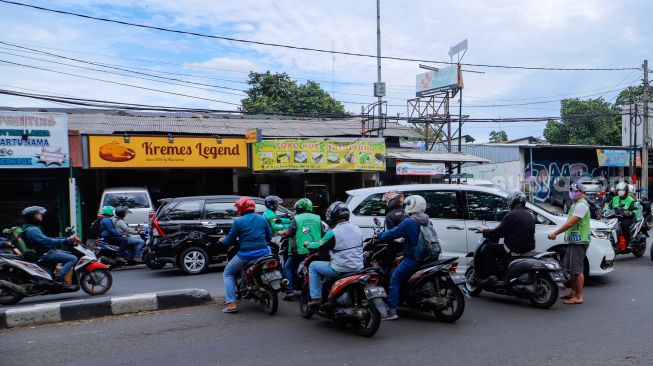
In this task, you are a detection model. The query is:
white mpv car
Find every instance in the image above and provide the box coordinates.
[346,184,615,276]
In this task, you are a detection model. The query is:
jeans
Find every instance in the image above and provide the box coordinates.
[308,261,340,300]
[388,257,419,310]
[105,237,130,258]
[223,255,256,303]
[283,254,305,293]
[127,235,145,257]
[481,243,510,279]
[39,249,77,282]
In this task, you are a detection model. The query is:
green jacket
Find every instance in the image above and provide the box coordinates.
[288,213,323,255]
[264,208,290,234]
[2,227,37,260]
[565,198,591,244]
[609,195,642,220]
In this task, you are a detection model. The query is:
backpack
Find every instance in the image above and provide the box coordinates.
[89,219,102,239]
[414,222,441,262]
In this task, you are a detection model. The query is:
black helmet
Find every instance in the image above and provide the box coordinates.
[326,201,350,227]
[507,191,527,210]
[264,195,283,209]
[115,206,131,218]
[21,206,47,223]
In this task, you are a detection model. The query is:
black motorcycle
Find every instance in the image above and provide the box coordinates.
[603,206,647,258]
[465,237,566,309]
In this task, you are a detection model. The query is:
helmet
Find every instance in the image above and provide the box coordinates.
[21,206,47,222]
[382,191,404,209]
[326,201,350,226]
[101,205,115,216]
[616,182,629,197]
[264,195,283,210]
[294,198,313,214]
[235,197,256,216]
[506,191,527,209]
[404,195,427,215]
[115,206,131,218]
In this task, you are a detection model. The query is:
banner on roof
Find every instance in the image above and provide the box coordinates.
[596,148,640,167]
[396,161,445,176]
[252,139,386,172]
[0,111,69,168]
[88,135,247,168]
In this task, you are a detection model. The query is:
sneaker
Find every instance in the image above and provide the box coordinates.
[222,302,239,313]
[307,298,322,306]
[282,292,295,301]
[382,308,398,321]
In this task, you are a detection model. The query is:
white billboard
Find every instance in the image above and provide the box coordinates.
[416,65,462,97]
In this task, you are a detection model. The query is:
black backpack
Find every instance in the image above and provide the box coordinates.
[89,219,102,239]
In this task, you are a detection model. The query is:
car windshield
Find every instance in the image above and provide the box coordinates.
[579,181,602,192]
[103,192,150,209]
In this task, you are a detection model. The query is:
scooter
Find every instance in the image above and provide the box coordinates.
[0,230,113,305]
[603,208,647,257]
[363,218,467,322]
[464,237,566,309]
[90,225,150,269]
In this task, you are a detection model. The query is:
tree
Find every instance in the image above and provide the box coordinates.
[615,85,653,107]
[489,130,508,143]
[408,124,444,150]
[543,97,621,145]
[241,71,346,115]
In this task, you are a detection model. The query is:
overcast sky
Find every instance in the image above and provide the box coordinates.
[0,0,651,142]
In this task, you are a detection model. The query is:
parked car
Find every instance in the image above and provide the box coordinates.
[99,187,155,227]
[143,195,290,275]
[346,184,615,277]
[550,179,605,213]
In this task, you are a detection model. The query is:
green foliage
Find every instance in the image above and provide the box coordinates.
[543,97,621,145]
[409,124,443,148]
[615,86,653,107]
[489,130,508,143]
[241,72,346,115]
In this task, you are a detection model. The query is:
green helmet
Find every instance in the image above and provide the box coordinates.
[101,205,115,216]
[294,198,313,213]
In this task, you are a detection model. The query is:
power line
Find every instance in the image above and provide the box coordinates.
[0,0,640,72]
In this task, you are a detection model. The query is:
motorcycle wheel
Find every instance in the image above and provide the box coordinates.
[351,304,381,338]
[529,275,559,309]
[0,288,23,305]
[633,243,646,257]
[433,281,465,323]
[299,289,313,319]
[464,267,483,297]
[259,287,278,316]
[80,269,113,295]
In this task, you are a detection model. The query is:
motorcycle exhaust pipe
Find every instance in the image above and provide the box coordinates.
[0,280,29,295]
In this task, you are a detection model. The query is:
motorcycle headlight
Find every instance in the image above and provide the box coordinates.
[545,262,560,270]
[591,229,608,239]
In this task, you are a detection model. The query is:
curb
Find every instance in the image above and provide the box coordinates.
[0,288,212,329]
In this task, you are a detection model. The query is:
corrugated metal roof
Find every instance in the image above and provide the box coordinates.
[431,144,520,163]
[386,148,490,163]
[66,114,420,138]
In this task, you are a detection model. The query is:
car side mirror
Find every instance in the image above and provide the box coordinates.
[373,217,382,227]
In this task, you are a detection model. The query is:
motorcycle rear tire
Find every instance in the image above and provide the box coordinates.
[633,244,646,257]
[433,282,465,323]
[529,275,558,309]
[464,267,483,297]
[299,289,313,319]
[80,269,113,295]
[0,291,23,305]
[259,287,278,316]
[351,304,381,338]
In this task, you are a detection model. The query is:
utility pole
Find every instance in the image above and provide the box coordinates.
[375,0,384,137]
[643,60,649,198]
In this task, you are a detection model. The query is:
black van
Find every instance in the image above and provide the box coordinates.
[143,195,290,275]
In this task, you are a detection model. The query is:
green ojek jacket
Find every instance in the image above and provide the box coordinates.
[264,208,290,233]
[290,213,322,255]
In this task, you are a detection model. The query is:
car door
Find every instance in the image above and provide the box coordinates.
[202,201,238,257]
[404,189,467,265]
[158,199,205,247]
[462,190,510,263]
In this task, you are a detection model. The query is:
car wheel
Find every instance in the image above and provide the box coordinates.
[563,200,570,214]
[178,247,209,275]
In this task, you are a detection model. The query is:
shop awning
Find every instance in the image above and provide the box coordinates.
[386,148,490,164]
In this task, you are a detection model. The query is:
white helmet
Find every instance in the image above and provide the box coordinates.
[404,195,427,214]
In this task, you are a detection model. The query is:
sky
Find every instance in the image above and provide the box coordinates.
[0,0,651,142]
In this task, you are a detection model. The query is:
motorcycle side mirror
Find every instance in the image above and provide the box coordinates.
[373,217,382,227]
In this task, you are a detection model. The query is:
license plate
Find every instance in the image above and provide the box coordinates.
[364,286,387,299]
[450,274,466,285]
[261,270,282,283]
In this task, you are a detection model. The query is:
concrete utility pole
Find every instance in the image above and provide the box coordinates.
[376,0,383,137]
[643,60,649,198]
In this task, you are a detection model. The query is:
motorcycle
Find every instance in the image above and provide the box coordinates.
[603,207,647,257]
[89,225,150,269]
[363,218,467,323]
[0,228,113,305]
[298,250,385,337]
[464,236,566,309]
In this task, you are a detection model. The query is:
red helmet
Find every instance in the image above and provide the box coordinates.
[382,191,404,208]
[235,197,256,216]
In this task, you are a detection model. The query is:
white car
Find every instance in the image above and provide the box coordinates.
[98,187,155,227]
[346,184,615,276]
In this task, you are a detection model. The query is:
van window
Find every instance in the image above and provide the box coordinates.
[406,190,461,219]
[165,200,203,221]
[528,209,554,225]
[465,191,509,222]
[204,202,238,219]
[353,193,386,216]
[103,192,150,209]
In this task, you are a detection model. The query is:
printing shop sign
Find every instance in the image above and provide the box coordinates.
[0,112,69,168]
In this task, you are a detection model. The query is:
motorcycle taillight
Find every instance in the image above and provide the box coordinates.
[449,261,458,273]
[266,260,277,270]
[365,273,379,285]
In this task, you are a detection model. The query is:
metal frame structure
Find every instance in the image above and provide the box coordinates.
[406,90,468,152]
[361,100,388,137]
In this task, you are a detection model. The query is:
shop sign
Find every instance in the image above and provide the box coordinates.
[252,139,386,172]
[416,64,462,97]
[396,161,445,176]
[88,135,247,168]
[0,111,69,168]
[245,128,262,143]
[596,148,640,167]
[450,173,474,179]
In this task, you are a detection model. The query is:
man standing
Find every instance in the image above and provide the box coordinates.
[548,182,590,305]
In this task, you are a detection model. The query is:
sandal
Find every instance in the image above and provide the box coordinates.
[563,299,583,305]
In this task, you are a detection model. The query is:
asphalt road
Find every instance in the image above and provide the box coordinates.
[3,254,653,366]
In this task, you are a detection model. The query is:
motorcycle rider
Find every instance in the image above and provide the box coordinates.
[277,198,323,301]
[477,191,536,285]
[375,195,436,320]
[263,195,290,234]
[382,191,406,230]
[113,207,145,260]
[606,182,641,245]
[99,206,130,259]
[219,197,273,314]
[21,206,78,289]
[304,201,364,307]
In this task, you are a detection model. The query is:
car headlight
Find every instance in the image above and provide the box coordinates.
[591,229,608,239]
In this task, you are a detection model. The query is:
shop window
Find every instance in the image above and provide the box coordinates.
[353,193,386,216]
[103,192,150,209]
[406,190,461,219]
[465,191,509,222]
[165,200,203,221]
